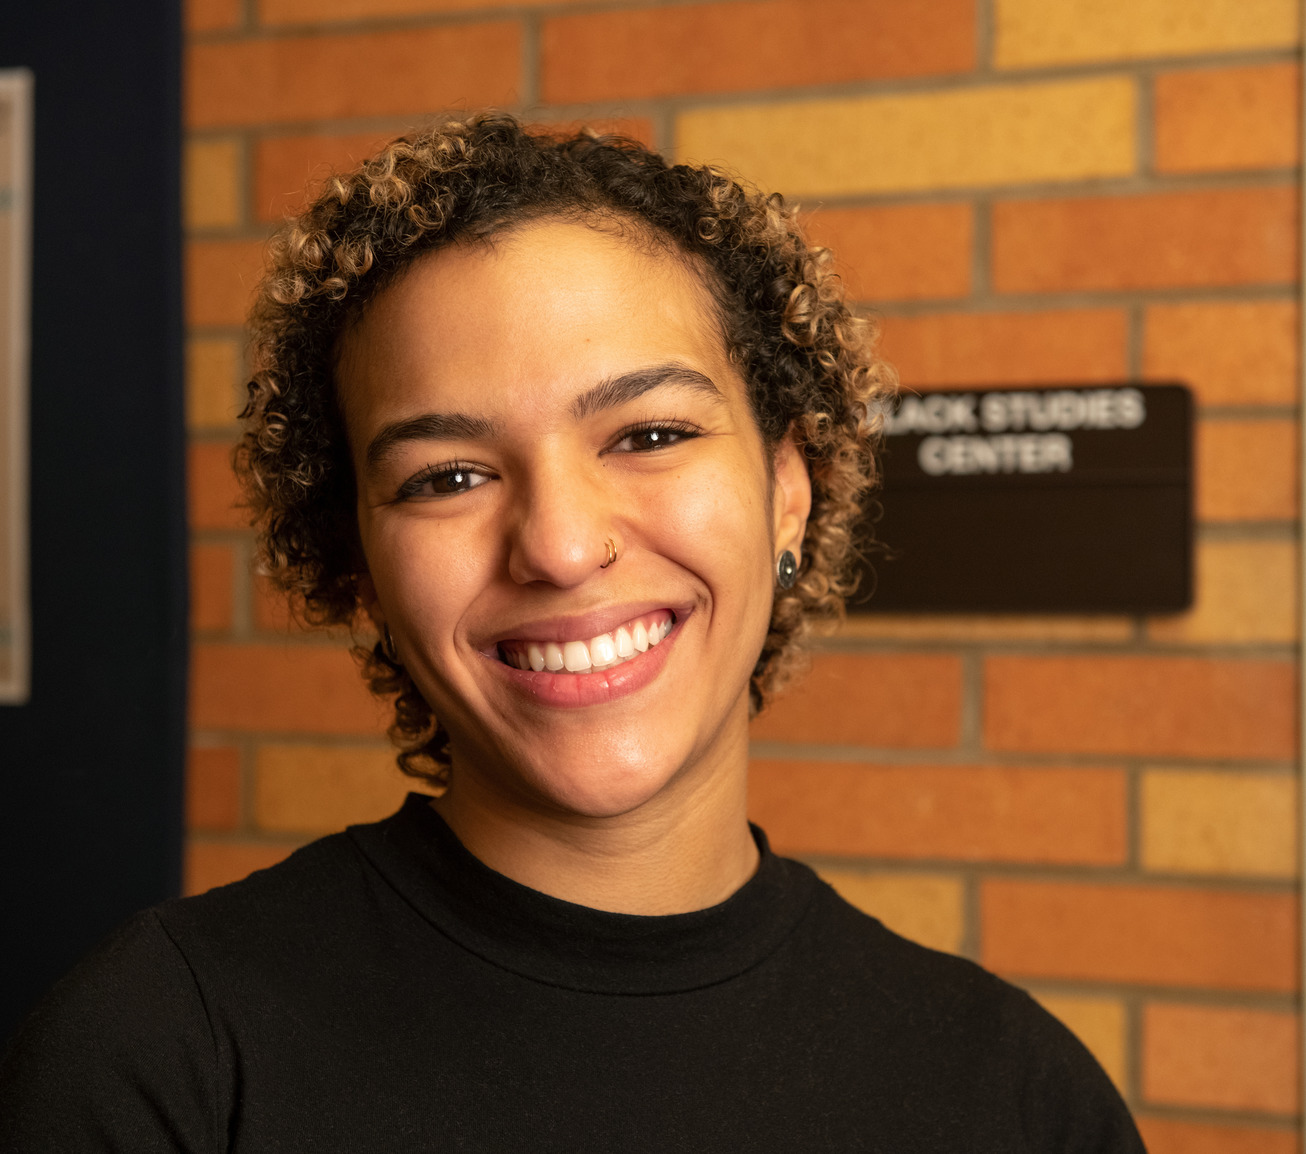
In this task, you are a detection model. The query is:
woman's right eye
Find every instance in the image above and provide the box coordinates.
[396,464,492,500]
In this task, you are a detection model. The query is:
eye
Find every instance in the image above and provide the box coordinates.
[612,422,700,453]
[396,462,494,500]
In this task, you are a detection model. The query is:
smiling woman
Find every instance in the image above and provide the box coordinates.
[0,115,1144,1151]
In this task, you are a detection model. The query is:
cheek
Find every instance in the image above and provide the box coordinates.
[363,515,493,642]
[644,456,773,588]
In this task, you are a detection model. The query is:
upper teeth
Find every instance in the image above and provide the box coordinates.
[501,613,674,674]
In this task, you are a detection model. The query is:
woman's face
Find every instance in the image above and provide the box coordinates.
[339,219,810,821]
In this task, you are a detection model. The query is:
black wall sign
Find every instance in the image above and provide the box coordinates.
[851,384,1193,614]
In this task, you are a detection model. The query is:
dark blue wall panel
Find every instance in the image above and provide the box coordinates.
[0,1,186,1041]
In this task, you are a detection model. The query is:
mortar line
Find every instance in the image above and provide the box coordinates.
[1124,760,1143,873]
[975,0,994,76]
[971,197,990,296]
[960,867,981,962]
[1135,68,1155,179]
[1296,7,1306,1148]
[518,12,541,112]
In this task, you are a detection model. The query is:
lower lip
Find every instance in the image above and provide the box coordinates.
[486,622,680,708]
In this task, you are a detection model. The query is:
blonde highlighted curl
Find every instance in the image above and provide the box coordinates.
[237,113,894,787]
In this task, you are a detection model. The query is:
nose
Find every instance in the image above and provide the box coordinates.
[506,462,615,588]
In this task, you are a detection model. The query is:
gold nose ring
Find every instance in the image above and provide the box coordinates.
[600,538,617,568]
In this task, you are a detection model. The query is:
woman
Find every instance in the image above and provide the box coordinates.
[1,115,1143,1150]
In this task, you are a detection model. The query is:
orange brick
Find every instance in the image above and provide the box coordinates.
[262,0,591,21]
[984,656,1297,760]
[253,119,653,223]
[254,744,412,833]
[191,642,388,735]
[540,0,974,104]
[186,746,242,832]
[982,880,1297,991]
[1144,1003,1299,1113]
[1197,418,1298,522]
[190,543,235,632]
[1156,62,1300,174]
[253,571,294,633]
[878,308,1128,388]
[992,187,1297,293]
[253,130,399,223]
[801,203,972,302]
[187,24,521,129]
[527,118,655,149]
[184,838,299,896]
[187,441,245,531]
[251,567,349,636]
[1137,1117,1300,1154]
[750,761,1126,864]
[1143,299,1299,406]
[752,654,961,748]
[186,238,268,328]
[186,0,241,32]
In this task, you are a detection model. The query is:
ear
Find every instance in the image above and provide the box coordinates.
[771,433,812,559]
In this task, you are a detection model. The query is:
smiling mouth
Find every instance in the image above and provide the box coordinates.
[497,610,676,674]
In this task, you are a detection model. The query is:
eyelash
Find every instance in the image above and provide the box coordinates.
[610,419,702,453]
[394,460,489,501]
[393,420,702,501]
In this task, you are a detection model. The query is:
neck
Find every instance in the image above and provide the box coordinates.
[431,730,758,916]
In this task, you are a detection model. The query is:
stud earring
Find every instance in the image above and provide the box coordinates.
[380,625,401,665]
[776,549,798,589]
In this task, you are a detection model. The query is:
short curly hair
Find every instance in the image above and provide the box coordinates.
[237,113,893,786]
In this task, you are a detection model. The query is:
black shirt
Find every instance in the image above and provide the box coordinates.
[0,793,1145,1151]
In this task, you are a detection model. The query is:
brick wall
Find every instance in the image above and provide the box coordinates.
[183,1,1302,1147]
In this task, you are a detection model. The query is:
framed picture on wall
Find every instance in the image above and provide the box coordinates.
[0,69,31,704]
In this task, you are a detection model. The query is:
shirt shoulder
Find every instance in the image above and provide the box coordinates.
[0,909,221,1153]
[797,879,1146,1153]
[0,829,370,1153]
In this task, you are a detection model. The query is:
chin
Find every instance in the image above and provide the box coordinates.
[516,741,689,820]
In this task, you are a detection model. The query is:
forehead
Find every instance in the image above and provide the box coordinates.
[336,218,733,429]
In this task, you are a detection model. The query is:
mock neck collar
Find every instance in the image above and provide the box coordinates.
[348,793,818,995]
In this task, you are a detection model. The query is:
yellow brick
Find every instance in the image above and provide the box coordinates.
[186,337,243,430]
[1142,768,1298,878]
[185,138,243,230]
[839,614,1134,643]
[676,77,1136,199]
[996,0,1300,68]
[1031,993,1128,1092]
[817,869,964,954]
[254,743,416,834]
[1147,539,1298,644]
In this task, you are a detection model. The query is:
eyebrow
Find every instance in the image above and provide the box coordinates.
[363,362,724,471]
[571,362,723,420]
[365,411,500,471]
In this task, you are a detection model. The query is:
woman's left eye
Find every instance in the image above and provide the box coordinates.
[613,424,698,453]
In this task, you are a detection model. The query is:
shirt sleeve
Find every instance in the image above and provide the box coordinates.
[0,910,223,1153]
[1006,989,1147,1154]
